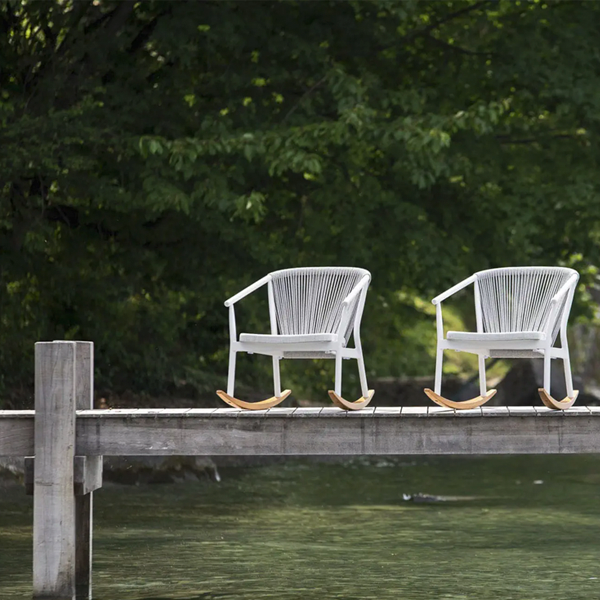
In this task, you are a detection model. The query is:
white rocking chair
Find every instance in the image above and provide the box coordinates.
[424,266,579,410]
[217,267,374,410]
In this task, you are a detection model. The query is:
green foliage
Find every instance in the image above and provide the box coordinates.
[1,0,600,406]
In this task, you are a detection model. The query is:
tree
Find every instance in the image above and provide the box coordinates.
[1,0,599,407]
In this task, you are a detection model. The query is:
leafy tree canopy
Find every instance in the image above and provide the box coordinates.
[1,0,599,406]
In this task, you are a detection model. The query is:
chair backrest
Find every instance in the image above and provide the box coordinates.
[269,267,370,341]
[474,266,578,340]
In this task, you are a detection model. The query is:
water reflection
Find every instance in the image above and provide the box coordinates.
[1,456,600,599]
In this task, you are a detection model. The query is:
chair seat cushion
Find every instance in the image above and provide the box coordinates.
[239,333,338,344]
[446,331,546,342]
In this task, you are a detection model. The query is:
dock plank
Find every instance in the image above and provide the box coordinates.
[74,406,600,456]
[3,407,600,457]
[0,411,34,456]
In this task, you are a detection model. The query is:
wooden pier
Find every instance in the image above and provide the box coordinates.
[1,341,600,599]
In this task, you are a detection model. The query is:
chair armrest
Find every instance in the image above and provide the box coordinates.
[224,275,272,307]
[342,275,371,307]
[551,273,579,305]
[432,275,476,305]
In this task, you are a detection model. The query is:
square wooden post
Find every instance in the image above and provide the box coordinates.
[74,341,98,600]
[33,341,77,600]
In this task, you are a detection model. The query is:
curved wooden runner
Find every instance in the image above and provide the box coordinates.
[216,389,292,410]
[538,388,578,410]
[424,388,497,410]
[328,389,375,411]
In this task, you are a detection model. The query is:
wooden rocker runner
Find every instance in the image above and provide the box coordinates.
[328,389,375,411]
[218,267,374,411]
[216,389,292,410]
[426,267,580,411]
[538,388,579,411]
[423,388,497,410]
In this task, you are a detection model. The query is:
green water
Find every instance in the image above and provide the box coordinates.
[1,456,600,599]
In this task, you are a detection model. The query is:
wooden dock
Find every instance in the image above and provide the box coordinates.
[1,340,600,599]
[3,404,600,458]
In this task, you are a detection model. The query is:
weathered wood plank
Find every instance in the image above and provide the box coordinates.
[5,407,600,459]
[266,407,297,417]
[373,407,402,417]
[25,456,103,496]
[482,406,510,417]
[73,456,103,496]
[507,406,539,417]
[75,493,92,600]
[33,341,77,600]
[0,411,34,456]
[73,408,600,456]
[564,405,593,417]
[74,341,96,600]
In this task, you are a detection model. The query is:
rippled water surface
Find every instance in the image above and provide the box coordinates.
[2,456,600,599]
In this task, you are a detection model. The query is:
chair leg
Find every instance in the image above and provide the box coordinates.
[227,349,237,396]
[434,347,444,395]
[563,348,574,398]
[218,351,291,409]
[357,352,369,399]
[334,353,343,396]
[538,347,578,410]
[328,351,375,411]
[478,355,487,397]
[543,352,551,396]
[272,356,282,397]
[425,347,496,410]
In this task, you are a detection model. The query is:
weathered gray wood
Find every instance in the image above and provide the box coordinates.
[5,406,600,460]
[564,405,593,417]
[75,493,92,600]
[25,456,103,496]
[73,456,103,496]
[482,406,510,417]
[0,410,34,456]
[347,406,375,417]
[507,406,539,416]
[73,341,96,600]
[373,407,402,417]
[34,341,77,600]
[25,456,34,495]
[266,407,297,417]
[72,407,600,456]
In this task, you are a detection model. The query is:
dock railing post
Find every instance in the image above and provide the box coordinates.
[33,341,77,600]
[74,341,98,600]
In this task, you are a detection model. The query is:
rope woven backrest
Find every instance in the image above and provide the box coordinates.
[270,267,370,342]
[475,267,577,341]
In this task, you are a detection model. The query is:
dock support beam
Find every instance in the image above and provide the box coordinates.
[33,341,98,600]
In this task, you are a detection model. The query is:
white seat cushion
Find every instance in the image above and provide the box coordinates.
[239,333,338,344]
[446,331,546,342]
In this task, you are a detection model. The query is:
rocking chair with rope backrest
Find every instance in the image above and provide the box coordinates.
[217,267,374,410]
[424,266,579,410]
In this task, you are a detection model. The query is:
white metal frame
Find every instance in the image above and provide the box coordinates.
[222,267,372,407]
[431,266,579,408]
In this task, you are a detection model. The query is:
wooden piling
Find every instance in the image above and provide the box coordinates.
[33,341,77,600]
[74,341,98,600]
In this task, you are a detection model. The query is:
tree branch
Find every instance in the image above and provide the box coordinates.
[496,134,578,145]
[282,75,327,123]
[400,1,493,43]
[56,0,94,57]
[103,1,136,39]
[426,34,494,57]
[128,7,172,56]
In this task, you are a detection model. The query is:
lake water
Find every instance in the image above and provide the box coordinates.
[1,455,600,599]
